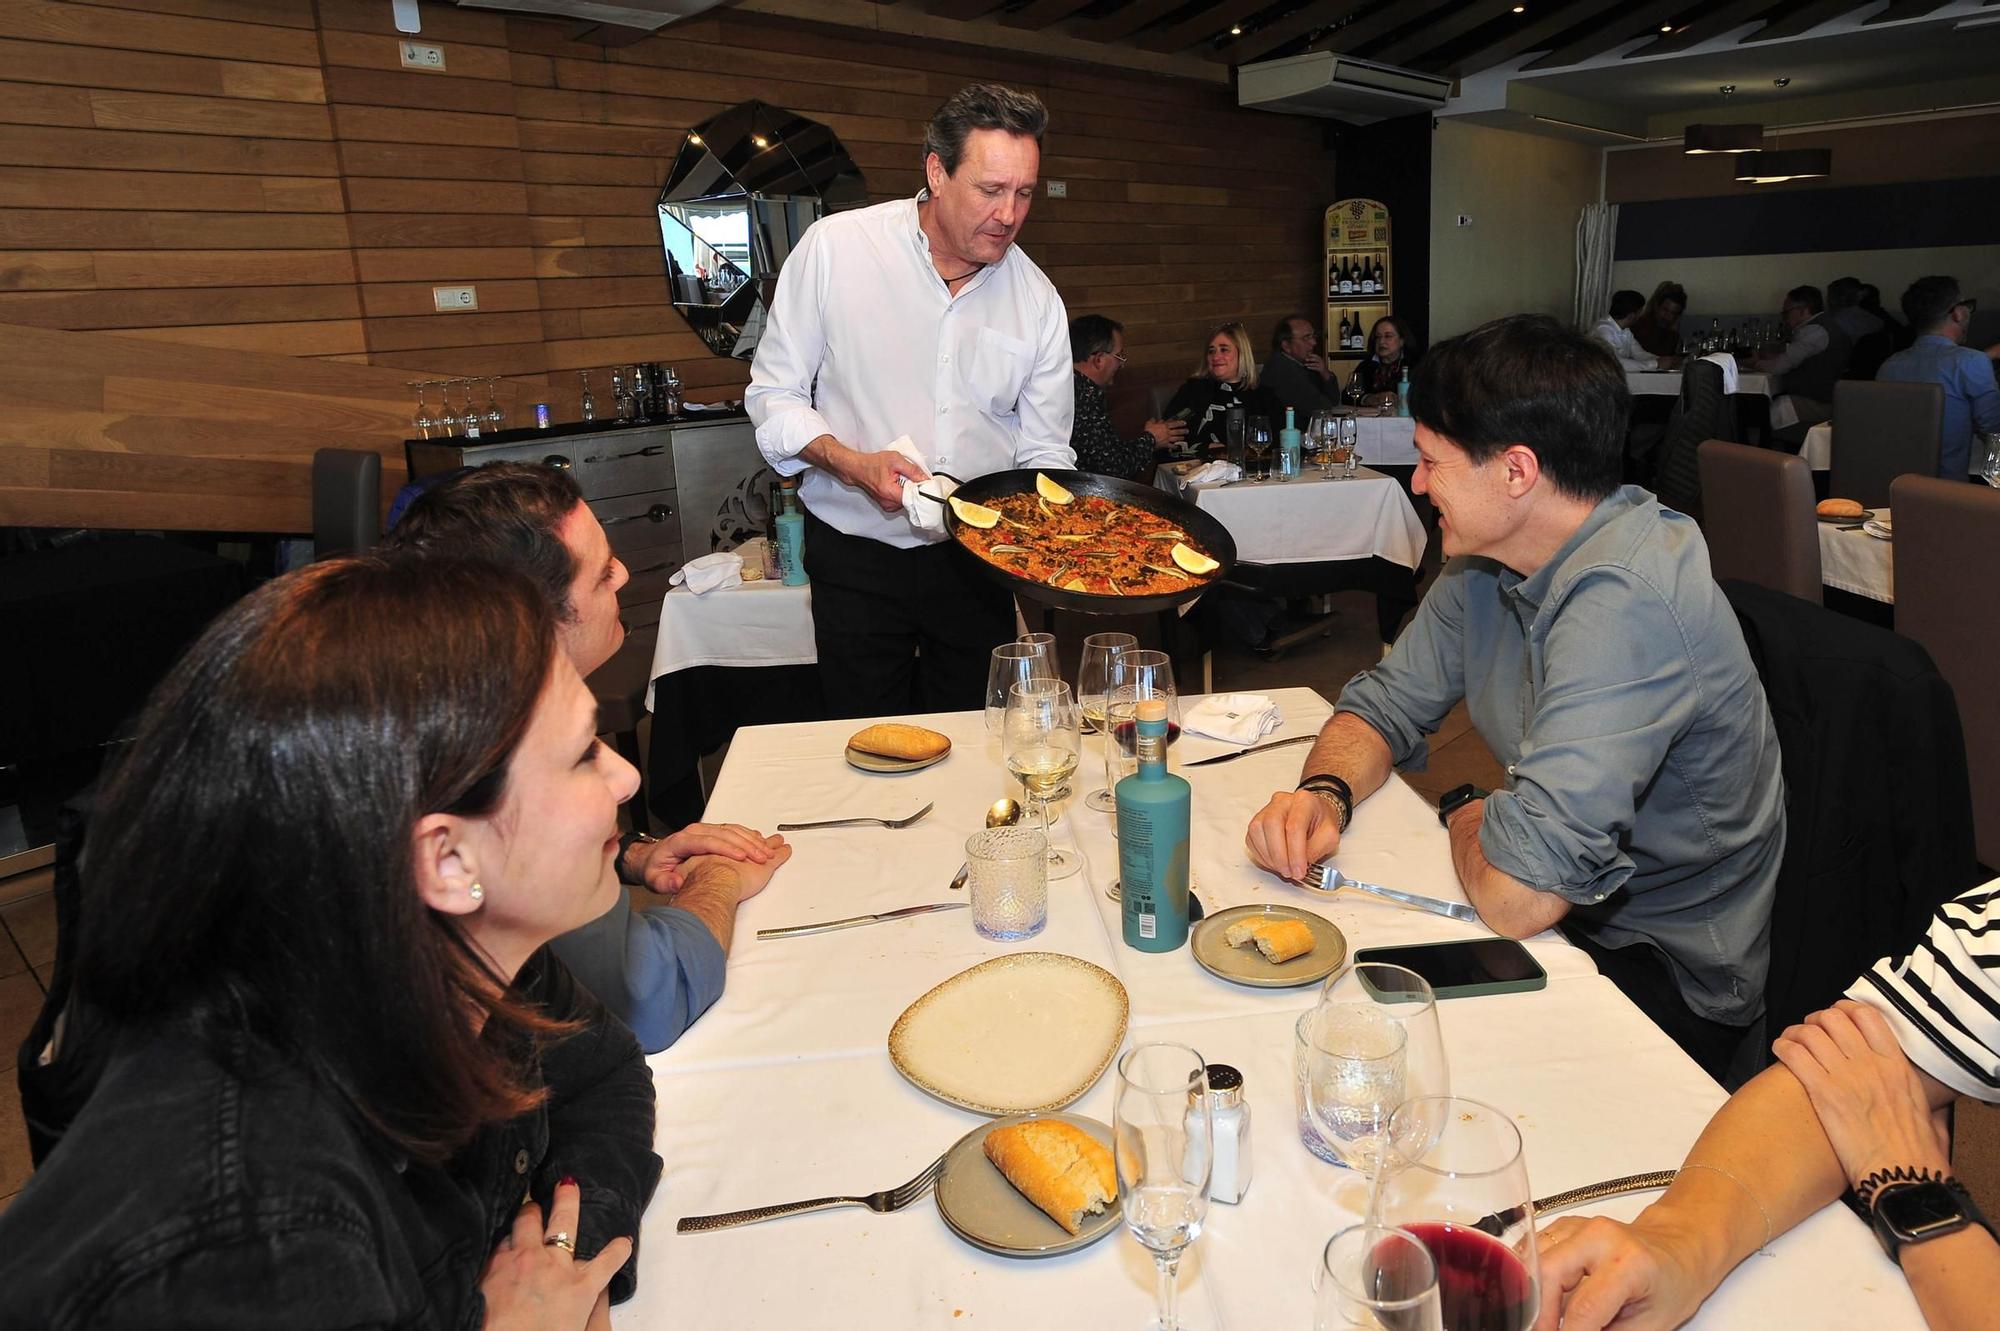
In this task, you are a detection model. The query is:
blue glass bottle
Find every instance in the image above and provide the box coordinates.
[776,477,808,586]
[1396,368,1412,419]
[1118,698,1191,951]
[1278,406,1302,482]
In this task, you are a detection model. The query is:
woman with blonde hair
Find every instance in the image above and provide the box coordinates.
[1164,321,1279,452]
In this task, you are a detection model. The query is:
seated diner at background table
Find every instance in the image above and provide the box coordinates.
[0,555,662,1328]
[1067,312,1183,480]
[1261,313,1343,424]
[1244,314,1784,1085]
[1344,314,1424,410]
[1593,289,1682,372]
[1163,321,1279,453]
[388,461,793,1054]
[1632,280,1688,357]
[1875,275,2000,483]
[1756,284,1852,445]
[1537,880,2000,1331]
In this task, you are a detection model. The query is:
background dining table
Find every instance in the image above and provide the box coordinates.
[1818,508,1894,603]
[617,685,1929,1330]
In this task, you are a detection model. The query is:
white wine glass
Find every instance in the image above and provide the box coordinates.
[1114,1043,1211,1331]
[985,641,1053,735]
[1306,964,1450,1173]
[1341,414,1361,478]
[1003,678,1080,880]
[1078,631,1137,813]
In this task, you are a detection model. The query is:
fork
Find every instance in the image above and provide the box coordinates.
[1301,863,1482,924]
[776,801,933,832]
[675,1154,947,1233]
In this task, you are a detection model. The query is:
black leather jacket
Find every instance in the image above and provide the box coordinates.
[0,954,661,1330]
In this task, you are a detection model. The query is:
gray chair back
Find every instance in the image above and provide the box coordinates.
[311,448,382,559]
[1698,439,1821,603]
[1892,473,2000,867]
[1654,357,1727,516]
[1147,379,1174,422]
[1828,380,1943,508]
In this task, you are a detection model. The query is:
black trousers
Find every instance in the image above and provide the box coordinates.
[1562,925,1751,1087]
[801,506,1015,720]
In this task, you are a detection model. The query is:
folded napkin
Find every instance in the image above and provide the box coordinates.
[670,551,744,595]
[1182,693,1282,745]
[1699,351,1739,395]
[884,434,958,537]
[1185,461,1242,487]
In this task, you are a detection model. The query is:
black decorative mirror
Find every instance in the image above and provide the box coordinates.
[658,101,867,360]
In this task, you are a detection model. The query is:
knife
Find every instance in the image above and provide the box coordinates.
[1185,734,1315,767]
[757,902,968,939]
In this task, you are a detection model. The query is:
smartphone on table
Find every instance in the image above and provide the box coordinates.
[1352,938,1548,1000]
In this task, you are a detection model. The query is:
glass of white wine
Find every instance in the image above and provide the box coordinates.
[1077,631,1137,813]
[1004,678,1081,880]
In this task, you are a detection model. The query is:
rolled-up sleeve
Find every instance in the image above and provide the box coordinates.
[1013,288,1077,470]
[745,222,834,473]
[547,900,725,1055]
[1479,568,1695,902]
[1334,561,1470,769]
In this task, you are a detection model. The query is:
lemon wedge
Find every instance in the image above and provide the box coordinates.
[1170,542,1219,575]
[1062,577,1088,592]
[1035,473,1075,504]
[948,496,1002,529]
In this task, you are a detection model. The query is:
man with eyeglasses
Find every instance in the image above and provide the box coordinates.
[1068,314,1183,479]
[1877,276,2000,481]
[1755,284,1852,444]
[1261,314,1342,425]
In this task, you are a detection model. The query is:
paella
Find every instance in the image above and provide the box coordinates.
[949,474,1221,597]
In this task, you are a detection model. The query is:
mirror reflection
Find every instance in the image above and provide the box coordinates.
[659,100,867,360]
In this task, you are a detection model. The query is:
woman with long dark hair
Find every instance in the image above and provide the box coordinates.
[1,556,661,1329]
[1345,314,1421,406]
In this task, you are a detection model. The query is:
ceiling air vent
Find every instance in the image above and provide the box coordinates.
[1237,52,1451,124]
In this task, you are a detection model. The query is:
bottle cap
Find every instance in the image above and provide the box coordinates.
[1204,1063,1244,1108]
[1136,698,1167,723]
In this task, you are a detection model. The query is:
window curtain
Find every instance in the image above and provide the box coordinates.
[1574,202,1618,332]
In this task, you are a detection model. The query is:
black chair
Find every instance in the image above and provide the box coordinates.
[593,627,658,833]
[311,447,383,559]
[1827,380,1943,508]
[1723,580,1981,1055]
[1652,358,1728,517]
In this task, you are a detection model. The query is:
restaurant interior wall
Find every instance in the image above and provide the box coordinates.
[1427,120,1601,343]
[0,0,1334,534]
[1325,112,1433,357]
[1604,112,2000,327]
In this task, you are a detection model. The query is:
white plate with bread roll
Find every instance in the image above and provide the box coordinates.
[845,722,952,773]
[1190,904,1346,988]
[935,1112,1121,1257]
[889,953,1128,1115]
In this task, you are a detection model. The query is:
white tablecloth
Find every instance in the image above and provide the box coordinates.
[1160,466,1426,568]
[622,685,1925,1330]
[1626,369,1773,397]
[1802,422,1833,472]
[646,578,816,709]
[1819,507,1894,602]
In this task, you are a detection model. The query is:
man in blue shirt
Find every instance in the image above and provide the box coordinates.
[1246,315,1785,1082]
[1877,275,2000,480]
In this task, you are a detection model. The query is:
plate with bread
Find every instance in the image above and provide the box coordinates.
[1815,498,1876,524]
[936,1112,1121,1257]
[846,723,952,774]
[1190,904,1346,988]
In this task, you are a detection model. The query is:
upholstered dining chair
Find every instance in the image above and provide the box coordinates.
[1698,439,1821,603]
[1652,357,1728,517]
[1892,474,2000,868]
[1827,380,1943,509]
[310,447,382,559]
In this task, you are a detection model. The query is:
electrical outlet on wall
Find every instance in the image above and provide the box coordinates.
[1046,180,1067,198]
[433,286,478,311]
[400,41,446,70]
[1457,214,1473,227]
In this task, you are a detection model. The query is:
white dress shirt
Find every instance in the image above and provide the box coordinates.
[1592,315,1658,371]
[745,195,1075,548]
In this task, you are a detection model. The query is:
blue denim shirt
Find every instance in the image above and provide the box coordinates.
[1338,487,1785,1024]
[1877,334,2000,480]
[551,897,726,1054]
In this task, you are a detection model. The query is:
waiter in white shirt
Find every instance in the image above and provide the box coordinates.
[746,83,1075,718]
[1592,289,1681,372]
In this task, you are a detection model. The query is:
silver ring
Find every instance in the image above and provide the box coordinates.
[544,1231,576,1254]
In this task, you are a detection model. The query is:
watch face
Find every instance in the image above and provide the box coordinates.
[1879,1183,1967,1240]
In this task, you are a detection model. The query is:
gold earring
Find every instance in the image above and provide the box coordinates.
[468,882,484,903]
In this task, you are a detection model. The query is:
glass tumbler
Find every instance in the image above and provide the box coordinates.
[965,826,1048,940]
[1314,1223,1443,1331]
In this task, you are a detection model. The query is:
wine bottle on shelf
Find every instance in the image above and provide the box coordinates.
[1360,256,1376,295]
[1337,309,1353,352]
[1118,698,1190,953]
[1327,257,1340,300]
[1338,256,1354,295]
[1349,313,1365,352]
[1372,256,1386,292]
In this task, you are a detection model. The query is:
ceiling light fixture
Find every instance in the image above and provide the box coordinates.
[1660,24,1671,31]
[1684,123,1763,153]
[1230,23,1242,35]
[752,135,769,147]
[1512,4,1525,12]
[1734,147,1833,183]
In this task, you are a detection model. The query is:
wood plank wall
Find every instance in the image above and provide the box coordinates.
[0,0,1335,533]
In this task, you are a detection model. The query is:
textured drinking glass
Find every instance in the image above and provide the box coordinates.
[1114,1043,1211,1331]
[1315,1223,1444,1331]
[1303,1005,1407,1173]
[1315,964,1450,1169]
[1078,631,1136,813]
[965,825,1048,940]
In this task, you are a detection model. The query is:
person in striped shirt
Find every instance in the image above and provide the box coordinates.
[1535,882,2000,1331]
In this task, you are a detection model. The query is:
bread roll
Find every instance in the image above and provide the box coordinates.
[982,1120,1115,1235]
[848,723,950,761]
[1223,916,1316,964]
[1817,498,1865,519]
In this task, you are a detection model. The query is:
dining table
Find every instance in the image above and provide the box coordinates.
[1818,508,1894,603]
[1624,368,1774,398]
[618,684,1928,1330]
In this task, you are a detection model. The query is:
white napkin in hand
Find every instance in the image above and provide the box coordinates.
[1182,693,1282,745]
[1699,352,1739,395]
[670,551,743,596]
[882,434,957,537]
[1185,461,1242,486]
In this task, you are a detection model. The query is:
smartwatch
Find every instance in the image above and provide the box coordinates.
[1437,783,1487,828]
[1863,1172,1995,1265]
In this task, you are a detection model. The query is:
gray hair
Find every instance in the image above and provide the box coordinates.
[923,83,1049,176]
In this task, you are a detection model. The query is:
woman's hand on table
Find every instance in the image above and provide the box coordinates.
[632,823,784,896]
[1244,789,1341,882]
[480,1179,632,1331]
[1533,1208,1712,1331]
[1770,999,1952,1190]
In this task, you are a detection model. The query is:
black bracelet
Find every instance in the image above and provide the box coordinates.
[1855,1165,1948,1212]
[615,831,659,887]
[1297,774,1354,831]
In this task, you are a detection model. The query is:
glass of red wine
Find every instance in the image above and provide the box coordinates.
[1369,1096,1538,1331]
[1103,648,1178,903]
[1314,1223,1442,1331]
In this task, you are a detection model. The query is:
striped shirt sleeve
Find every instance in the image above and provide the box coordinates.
[1845,881,2000,1101]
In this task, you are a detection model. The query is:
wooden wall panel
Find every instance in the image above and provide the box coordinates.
[0,0,1334,532]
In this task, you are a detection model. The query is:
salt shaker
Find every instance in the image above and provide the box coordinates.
[1203,1063,1251,1204]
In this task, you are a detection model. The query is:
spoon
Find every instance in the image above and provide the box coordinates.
[950,798,1025,889]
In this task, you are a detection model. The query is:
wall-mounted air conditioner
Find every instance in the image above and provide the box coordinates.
[1238,52,1451,124]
